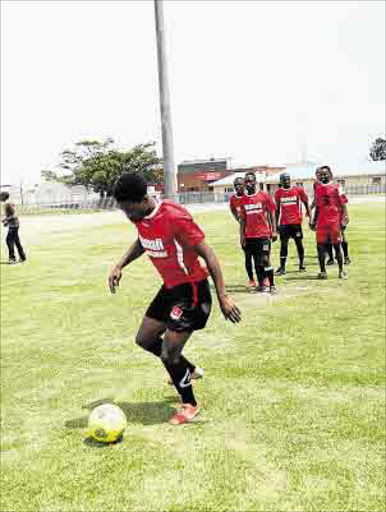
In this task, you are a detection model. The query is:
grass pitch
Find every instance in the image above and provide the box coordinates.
[1,202,385,512]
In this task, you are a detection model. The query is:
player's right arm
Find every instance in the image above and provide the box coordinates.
[108,238,145,293]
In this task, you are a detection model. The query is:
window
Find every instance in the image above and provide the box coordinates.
[295,182,304,187]
[372,177,382,185]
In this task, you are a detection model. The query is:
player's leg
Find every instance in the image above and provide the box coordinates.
[136,316,198,374]
[6,229,17,263]
[248,239,264,290]
[163,280,212,424]
[316,228,327,278]
[276,227,289,275]
[294,226,306,271]
[325,239,334,265]
[331,226,347,279]
[258,239,275,293]
[14,228,26,262]
[243,245,255,287]
[341,226,350,264]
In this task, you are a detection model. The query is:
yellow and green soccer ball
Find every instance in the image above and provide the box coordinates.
[87,404,127,443]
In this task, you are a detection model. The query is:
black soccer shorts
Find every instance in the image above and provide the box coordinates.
[245,238,271,266]
[279,224,303,241]
[145,279,212,333]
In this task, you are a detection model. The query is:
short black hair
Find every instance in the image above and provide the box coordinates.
[245,172,256,180]
[320,165,331,173]
[0,191,10,202]
[113,173,148,203]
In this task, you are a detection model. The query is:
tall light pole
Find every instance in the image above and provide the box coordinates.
[154,0,177,200]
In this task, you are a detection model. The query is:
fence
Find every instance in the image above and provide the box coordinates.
[10,183,386,215]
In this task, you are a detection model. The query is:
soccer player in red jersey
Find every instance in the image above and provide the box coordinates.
[274,173,311,275]
[229,177,255,289]
[310,166,348,279]
[108,173,241,425]
[239,172,277,293]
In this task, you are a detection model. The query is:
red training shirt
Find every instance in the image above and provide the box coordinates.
[239,191,276,239]
[275,186,308,225]
[133,200,209,288]
[315,182,347,227]
[229,193,244,220]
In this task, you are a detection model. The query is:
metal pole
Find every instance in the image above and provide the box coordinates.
[154,0,177,200]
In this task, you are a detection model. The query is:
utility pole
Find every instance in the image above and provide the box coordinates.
[154,0,177,200]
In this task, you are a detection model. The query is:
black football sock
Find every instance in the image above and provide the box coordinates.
[164,360,197,406]
[256,266,265,286]
[265,267,275,287]
[295,238,305,266]
[317,244,326,272]
[342,240,349,259]
[145,338,196,373]
[245,251,254,281]
[280,242,288,268]
[325,243,333,261]
[334,244,343,272]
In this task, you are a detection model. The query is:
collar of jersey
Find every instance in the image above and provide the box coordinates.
[245,191,259,197]
[143,199,163,219]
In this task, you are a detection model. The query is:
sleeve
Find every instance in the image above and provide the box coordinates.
[298,187,308,203]
[263,191,276,212]
[239,199,246,220]
[337,185,348,205]
[173,208,206,247]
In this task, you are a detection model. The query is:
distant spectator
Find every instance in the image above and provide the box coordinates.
[0,191,26,264]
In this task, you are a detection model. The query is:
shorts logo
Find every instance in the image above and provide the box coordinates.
[170,306,183,320]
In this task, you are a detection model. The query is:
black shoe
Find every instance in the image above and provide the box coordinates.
[299,264,306,272]
[269,286,277,295]
[19,258,27,263]
[344,257,351,265]
[275,267,286,276]
[326,259,334,266]
[256,285,268,293]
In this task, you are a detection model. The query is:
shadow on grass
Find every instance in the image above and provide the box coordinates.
[283,275,322,281]
[65,398,176,430]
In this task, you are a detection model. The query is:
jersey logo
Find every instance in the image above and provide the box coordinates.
[139,236,168,258]
[170,306,183,320]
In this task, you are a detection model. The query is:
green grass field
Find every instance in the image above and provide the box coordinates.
[1,202,385,512]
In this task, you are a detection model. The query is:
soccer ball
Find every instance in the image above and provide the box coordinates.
[87,403,127,443]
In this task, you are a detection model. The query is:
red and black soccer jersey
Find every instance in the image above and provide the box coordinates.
[133,200,209,289]
[275,186,308,225]
[229,193,244,219]
[315,182,347,228]
[239,191,276,239]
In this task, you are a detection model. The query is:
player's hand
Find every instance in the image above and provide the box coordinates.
[342,216,349,226]
[108,265,122,294]
[309,222,315,231]
[219,295,241,323]
[271,232,278,242]
[240,236,246,248]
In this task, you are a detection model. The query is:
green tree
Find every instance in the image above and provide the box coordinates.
[370,136,386,161]
[41,139,163,197]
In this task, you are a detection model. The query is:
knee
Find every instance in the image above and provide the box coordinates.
[135,332,146,349]
[161,345,180,365]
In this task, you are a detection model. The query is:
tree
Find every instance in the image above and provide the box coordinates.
[41,139,163,196]
[370,136,386,161]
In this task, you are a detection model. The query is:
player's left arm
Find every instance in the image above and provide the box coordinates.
[299,189,312,218]
[194,242,241,324]
[265,195,277,241]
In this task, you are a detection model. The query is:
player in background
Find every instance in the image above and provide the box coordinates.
[239,172,277,293]
[229,177,255,289]
[108,173,241,425]
[274,173,311,275]
[0,191,26,264]
[310,166,348,279]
